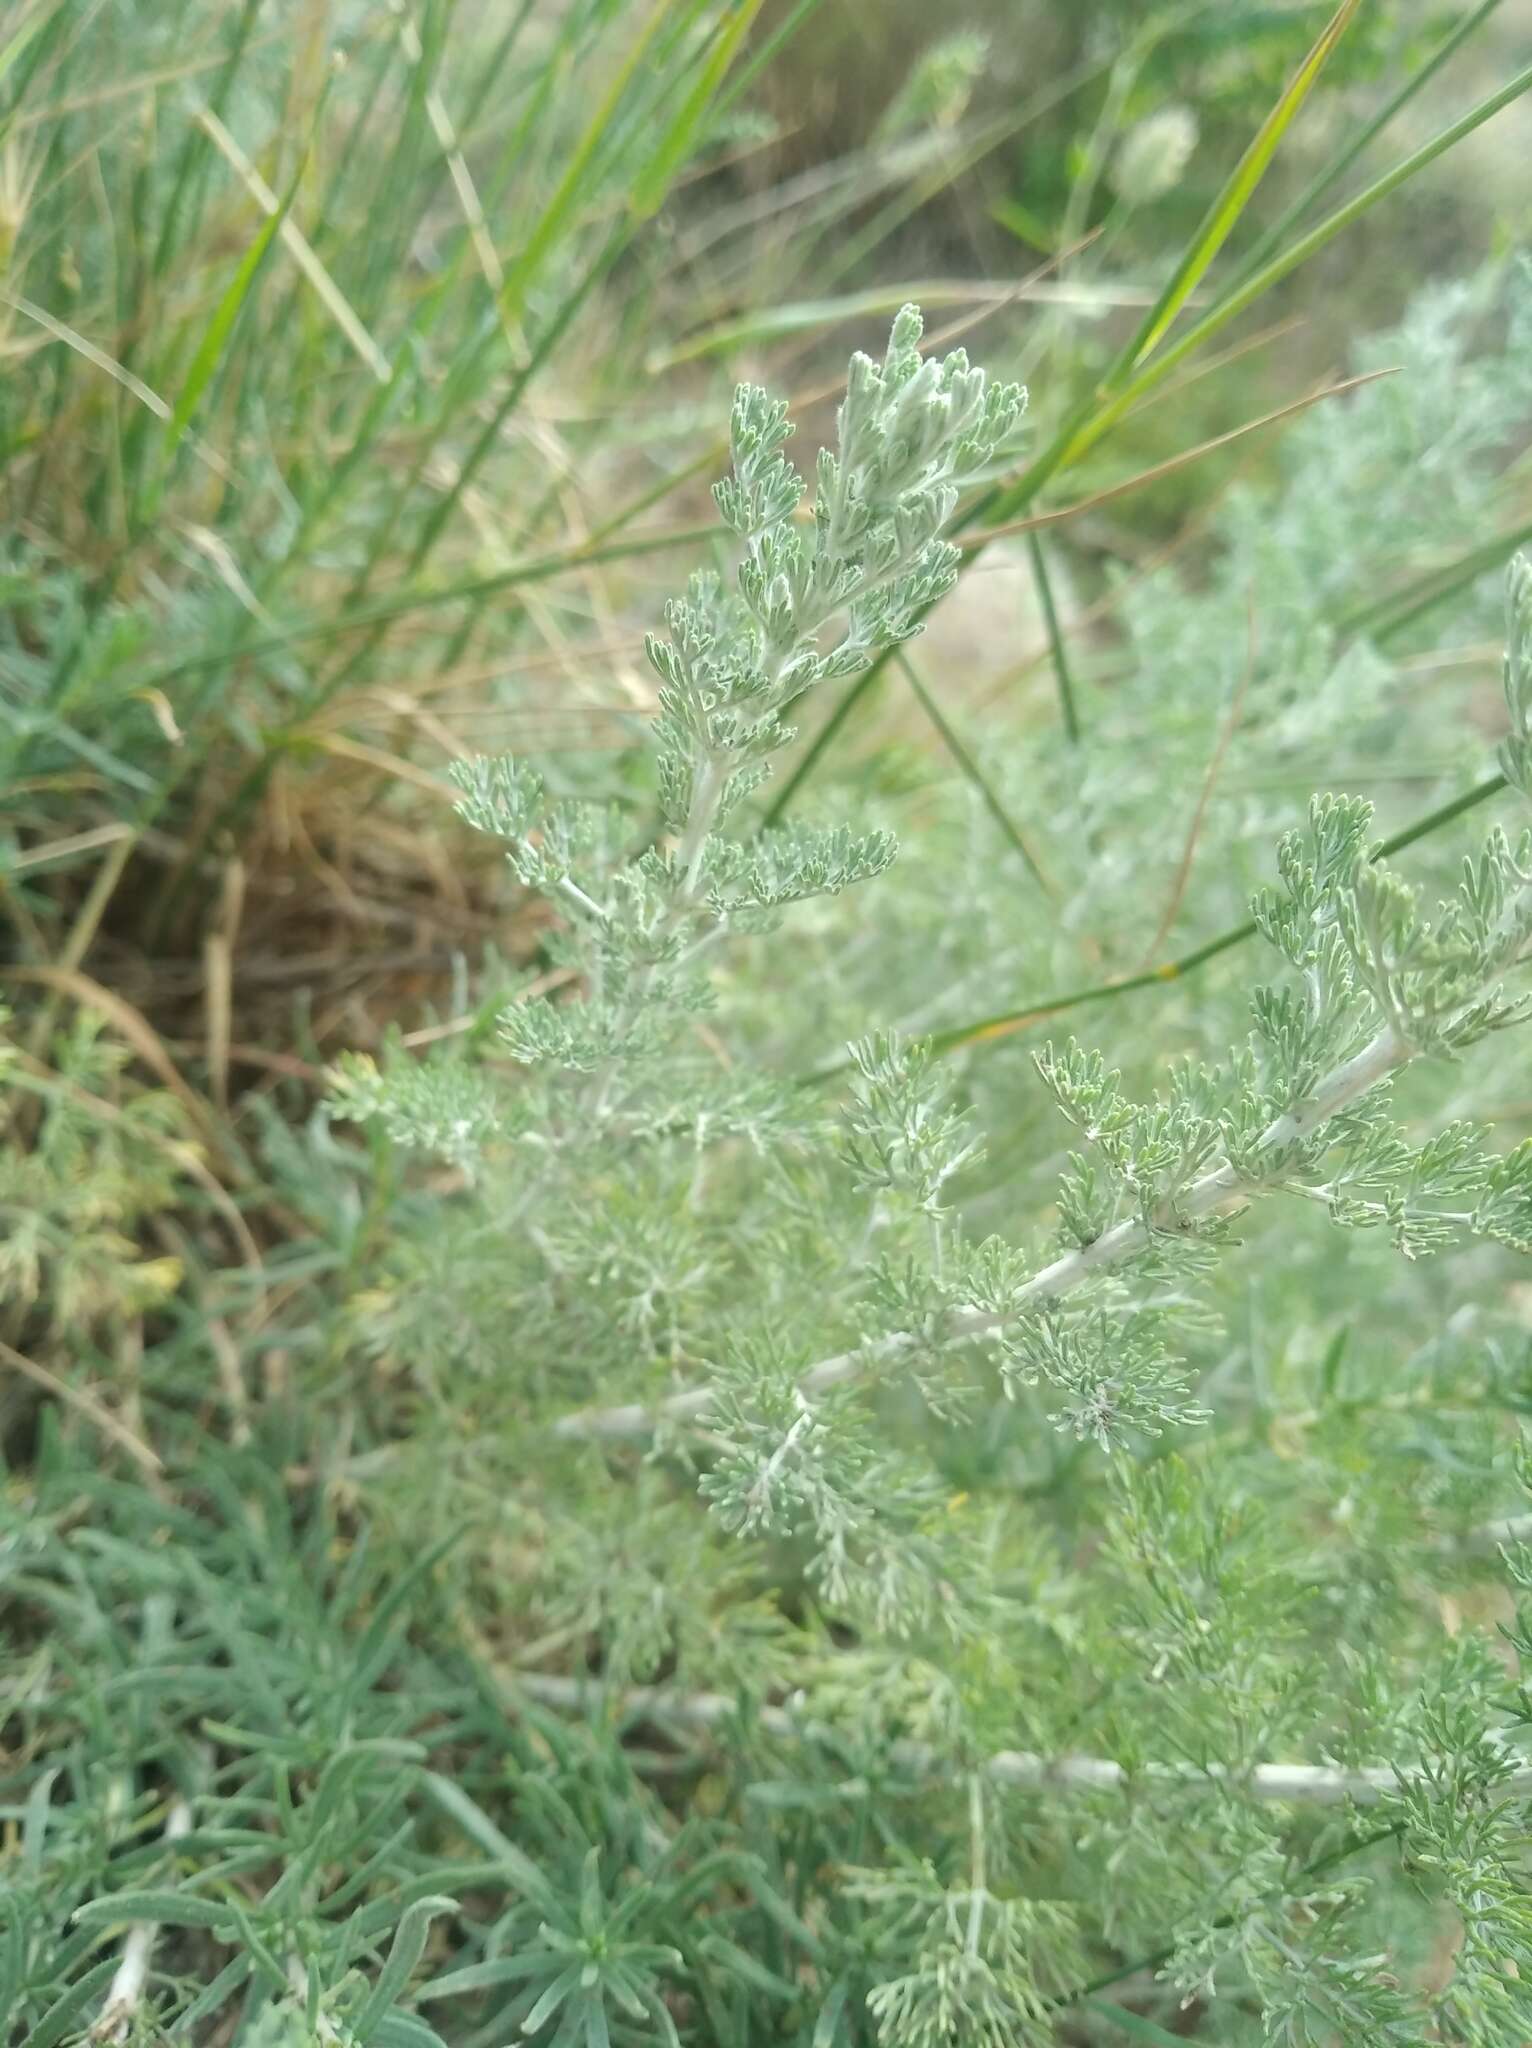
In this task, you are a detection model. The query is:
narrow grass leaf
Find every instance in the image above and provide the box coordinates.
[1124,0,1361,370]
[895,651,1052,892]
[26,1958,122,2048]
[1026,530,1079,744]
[1043,55,1532,486]
[656,281,1058,367]
[1,290,171,423]
[74,1890,230,1930]
[1086,1997,1195,2045]
[419,1772,556,1904]
[711,0,826,121]
[0,4,51,105]
[1340,513,1532,645]
[1225,0,1505,296]
[418,1955,560,2001]
[161,163,299,456]
[196,105,390,382]
[925,771,1509,1057]
[498,0,680,324]
[128,521,714,693]
[631,0,768,219]
[371,2018,451,2048]
[354,1896,457,2035]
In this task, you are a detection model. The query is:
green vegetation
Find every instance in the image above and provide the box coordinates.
[6,3,1532,2042]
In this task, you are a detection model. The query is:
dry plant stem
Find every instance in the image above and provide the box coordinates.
[553,1028,1408,1440]
[91,1797,192,2042]
[195,108,391,382]
[971,367,1400,550]
[0,1336,163,1476]
[511,1672,1532,1808]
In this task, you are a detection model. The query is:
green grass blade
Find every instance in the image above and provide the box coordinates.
[1037,55,1532,487]
[455,0,541,136]
[149,0,263,281]
[353,1897,457,2036]
[403,232,632,584]
[1026,531,1080,744]
[813,72,1101,297]
[348,0,753,615]
[1224,0,1504,297]
[1339,512,1532,646]
[926,771,1509,1058]
[1121,0,1361,372]
[276,0,771,758]
[710,0,825,121]
[128,519,714,698]
[497,0,688,324]
[283,229,645,754]
[26,1960,123,2048]
[1086,1999,1191,2046]
[631,0,768,218]
[895,652,1052,892]
[0,3,53,107]
[655,282,1033,368]
[159,164,298,458]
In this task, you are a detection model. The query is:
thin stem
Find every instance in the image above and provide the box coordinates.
[508,1671,1532,1807]
[583,752,729,1125]
[679,757,728,898]
[921,771,1508,1059]
[0,1335,163,1477]
[93,1797,193,2041]
[558,877,609,924]
[747,1404,815,1525]
[895,650,1052,893]
[1285,1180,1473,1229]
[1026,530,1080,745]
[965,1774,987,1954]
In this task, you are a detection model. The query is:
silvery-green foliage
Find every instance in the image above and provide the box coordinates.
[1123,262,1532,713]
[698,1340,994,1637]
[650,305,1024,843]
[328,312,1532,2047]
[406,310,1020,1121]
[329,1045,526,1176]
[840,1032,982,1215]
[931,763,1532,1451]
[971,260,1532,995]
[850,1862,1084,2048]
[1000,1302,1208,1445]
[722,274,1532,1173]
